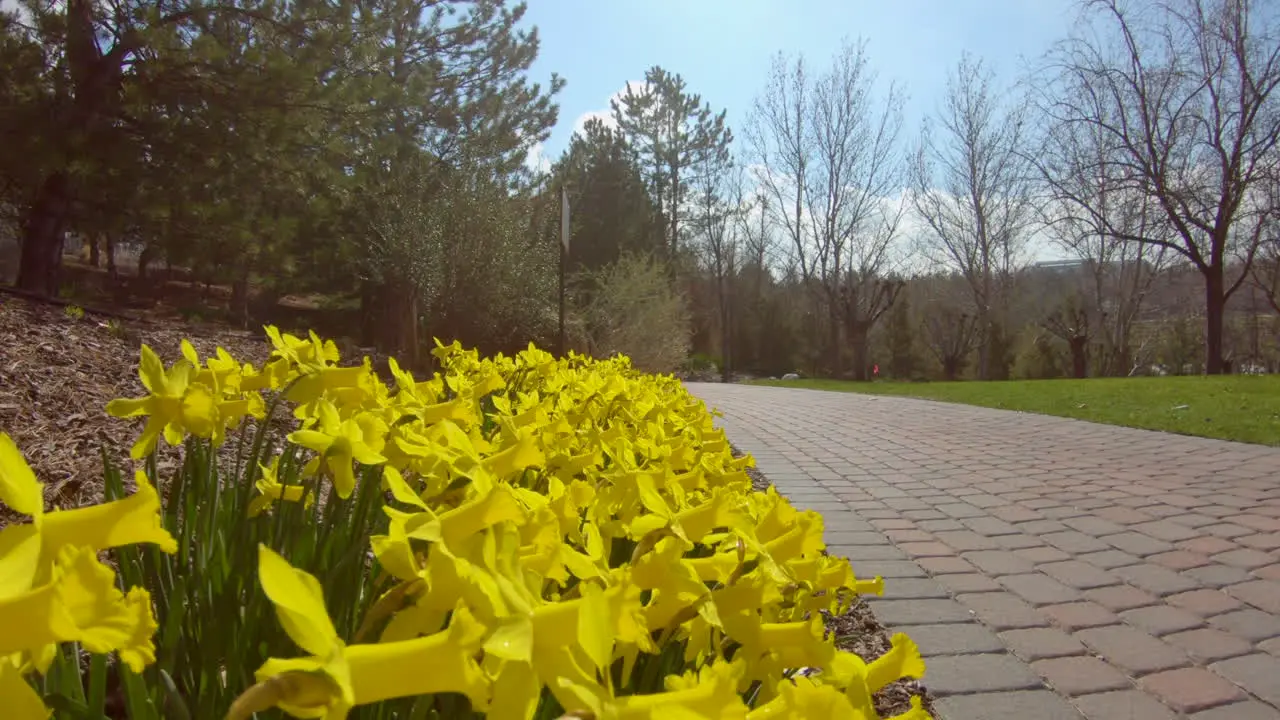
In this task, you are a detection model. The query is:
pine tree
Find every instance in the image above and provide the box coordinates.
[611,66,732,258]
[348,0,562,364]
[554,118,662,279]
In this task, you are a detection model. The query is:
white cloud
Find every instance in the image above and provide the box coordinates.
[572,109,615,136]
[519,82,647,174]
[523,141,551,174]
[570,80,648,139]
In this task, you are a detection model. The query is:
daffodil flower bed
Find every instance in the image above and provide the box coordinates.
[0,327,929,719]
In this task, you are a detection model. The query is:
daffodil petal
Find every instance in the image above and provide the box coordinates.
[344,607,489,709]
[39,471,177,561]
[104,397,152,419]
[288,430,334,454]
[256,545,340,658]
[0,434,43,518]
[0,525,42,599]
[137,345,166,394]
[866,633,925,692]
[0,656,50,720]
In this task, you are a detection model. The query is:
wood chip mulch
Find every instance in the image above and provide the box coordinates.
[0,293,272,518]
[737,448,935,718]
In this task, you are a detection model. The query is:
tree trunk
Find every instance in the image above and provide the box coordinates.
[251,286,280,328]
[105,234,117,278]
[827,306,841,376]
[18,0,134,296]
[942,357,961,381]
[985,319,1012,381]
[137,244,155,281]
[669,173,680,258]
[230,270,251,329]
[1069,337,1088,379]
[976,315,992,381]
[1117,345,1131,377]
[16,173,71,296]
[359,279,379,348]
[718,277,732,383]
[368,274,420,370]
[394,277,420,370]
[850,325,870,382]
[719,328,732,382]
[1204,265,1226,375]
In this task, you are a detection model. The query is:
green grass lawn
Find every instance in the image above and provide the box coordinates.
[749,375,1280,446]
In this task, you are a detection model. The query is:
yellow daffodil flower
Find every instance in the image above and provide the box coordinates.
[105,344,215,457]
[824,634,927,717]
[84,330,932,720]
[0,432,43,516]
[0,544,158,665]
[248,457,315,517]
[287,359,378,410]
[288,400,387,498]
[0,434,176,593]
[226,546,490,720]
[0,655,50,720]
[264,326,339,371]
[747,677,862,719]
[0,433,169,720]
[559,658,750,720]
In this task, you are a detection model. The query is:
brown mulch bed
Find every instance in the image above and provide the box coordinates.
[736,447,935,718]
[0,293,272,515]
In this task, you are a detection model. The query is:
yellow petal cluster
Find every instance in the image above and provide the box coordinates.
[96,327,928,719]
[0,433,177,718]
[105,341,267,458]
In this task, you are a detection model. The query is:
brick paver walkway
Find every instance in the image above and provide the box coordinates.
[688,383,1280,720]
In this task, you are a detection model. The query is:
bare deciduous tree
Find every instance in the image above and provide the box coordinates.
[1257,243,1280,313]
[1251,174,1280,313]
[911,52,1034,380]
[1031,82,1170,376]
[918,275,982,380]
[1042,293,1092,377]
[811,42,908,380]
[747,52,810,284]
[1044,0,1280,374]
[748,38,907,379]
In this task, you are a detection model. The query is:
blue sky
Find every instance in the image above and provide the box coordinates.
[523,0,1079,166]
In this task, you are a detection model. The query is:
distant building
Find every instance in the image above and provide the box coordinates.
[1033,259,1087,271]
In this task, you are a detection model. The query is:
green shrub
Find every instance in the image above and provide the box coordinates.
[578,252,692,374]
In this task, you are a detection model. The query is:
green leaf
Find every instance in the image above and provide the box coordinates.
[159,670,192,720]
[85,653,108,718]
